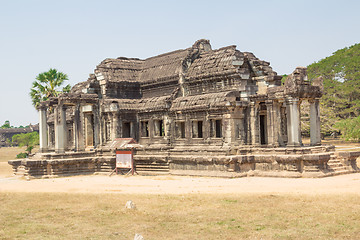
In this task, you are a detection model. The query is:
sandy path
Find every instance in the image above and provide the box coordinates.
[1,173,360,195]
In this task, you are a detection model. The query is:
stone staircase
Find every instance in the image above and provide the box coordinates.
[135,160,170,175]
[327,153,351,175]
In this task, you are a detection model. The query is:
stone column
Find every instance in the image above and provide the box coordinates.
[265,100,274,146]
[73,104,81,152]
[154,120,160,136]
[250,102,259,145]
[272,100,284,146]
[39,106,48,152]
[111,113,119,140]
[223,114,232,145]
[93,106,100,148]
[130,122,134,139]
[309,98,321,146]
[231,108,244,145]
[55,105,67,153]
[286,98,302,147]
[273,101,285,146]
[192,121,198,138]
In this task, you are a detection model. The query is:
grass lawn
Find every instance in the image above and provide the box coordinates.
[0,193,359,239]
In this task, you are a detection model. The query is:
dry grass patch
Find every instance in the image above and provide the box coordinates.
[0,147,39,177]
[1,193,360,239]
[0,147,27,162]
[0,162,12,177]
[0,147,27,177]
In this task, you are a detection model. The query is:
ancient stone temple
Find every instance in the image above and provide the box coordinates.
[9,39,359,177]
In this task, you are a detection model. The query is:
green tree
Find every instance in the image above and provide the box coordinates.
[334,116,360,142]
[307,43,360,137]
[308,43,360,119]
[12,132,39,155]
[1,120,11,129]
[30,68,71,108]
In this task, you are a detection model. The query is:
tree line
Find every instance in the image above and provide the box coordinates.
[307,43,360,141]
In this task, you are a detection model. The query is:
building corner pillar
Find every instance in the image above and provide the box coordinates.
[250,102,259,145]
[309,98,321,146]
[286,98,302,147]
[265,100,275,147]
[39,106,48,152]
[111,112,119,140]
[55,105,67,153]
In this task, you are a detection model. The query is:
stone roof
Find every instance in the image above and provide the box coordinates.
[95,57,143,82]
[105,91,237,112]
[139,49,189,83]
[186,46,241,80]
[106,95,172,112]
[244,52,277,77]
[70,81,89,94]
[91,40,279,87]
[171,91,236,111]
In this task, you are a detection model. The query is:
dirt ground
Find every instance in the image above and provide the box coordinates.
[1,173,360,195]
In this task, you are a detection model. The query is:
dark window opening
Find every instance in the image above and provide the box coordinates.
[180,122,185,138]
[68,128,73,142]
[192,120,203,138]
[176,122,186,139]
[260,115,266,145]
[154,120,164,137]
[105,120,111,141]
[198,121,203,138]
[215,120,222,138]
[141,121,149,137]
[123,122,131,138]
[210,119,222,138]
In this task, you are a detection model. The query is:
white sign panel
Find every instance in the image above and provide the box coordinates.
[116,151,132,168]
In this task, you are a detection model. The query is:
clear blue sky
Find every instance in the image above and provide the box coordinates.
[1,0,359,126]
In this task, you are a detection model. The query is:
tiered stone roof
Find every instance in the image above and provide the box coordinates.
[95,57,143,82]
[139,49,189,83]
[171,91,236,111]
[187,46,241,80]
[89,39,278,85]
[64,39,283,114]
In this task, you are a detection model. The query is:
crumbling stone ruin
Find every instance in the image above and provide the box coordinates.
[0,124,39,147]
[9,39,359,178]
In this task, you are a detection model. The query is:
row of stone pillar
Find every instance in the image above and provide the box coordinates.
[39,106,67,153]
[267,98,321,147]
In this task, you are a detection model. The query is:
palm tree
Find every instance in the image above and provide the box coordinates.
[30,68,71,108]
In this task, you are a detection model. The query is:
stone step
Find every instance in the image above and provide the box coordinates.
[303,165,320,172]
[135,165,169,170]
[328,163,343,168]
[329,169,353,176]
[136,170,170,176]
[327,160,344,165]
[326,155,351,174]
[328,166,347,171]
[328,159,342,164]
[134,161,170,175]
[136,169,169,173]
